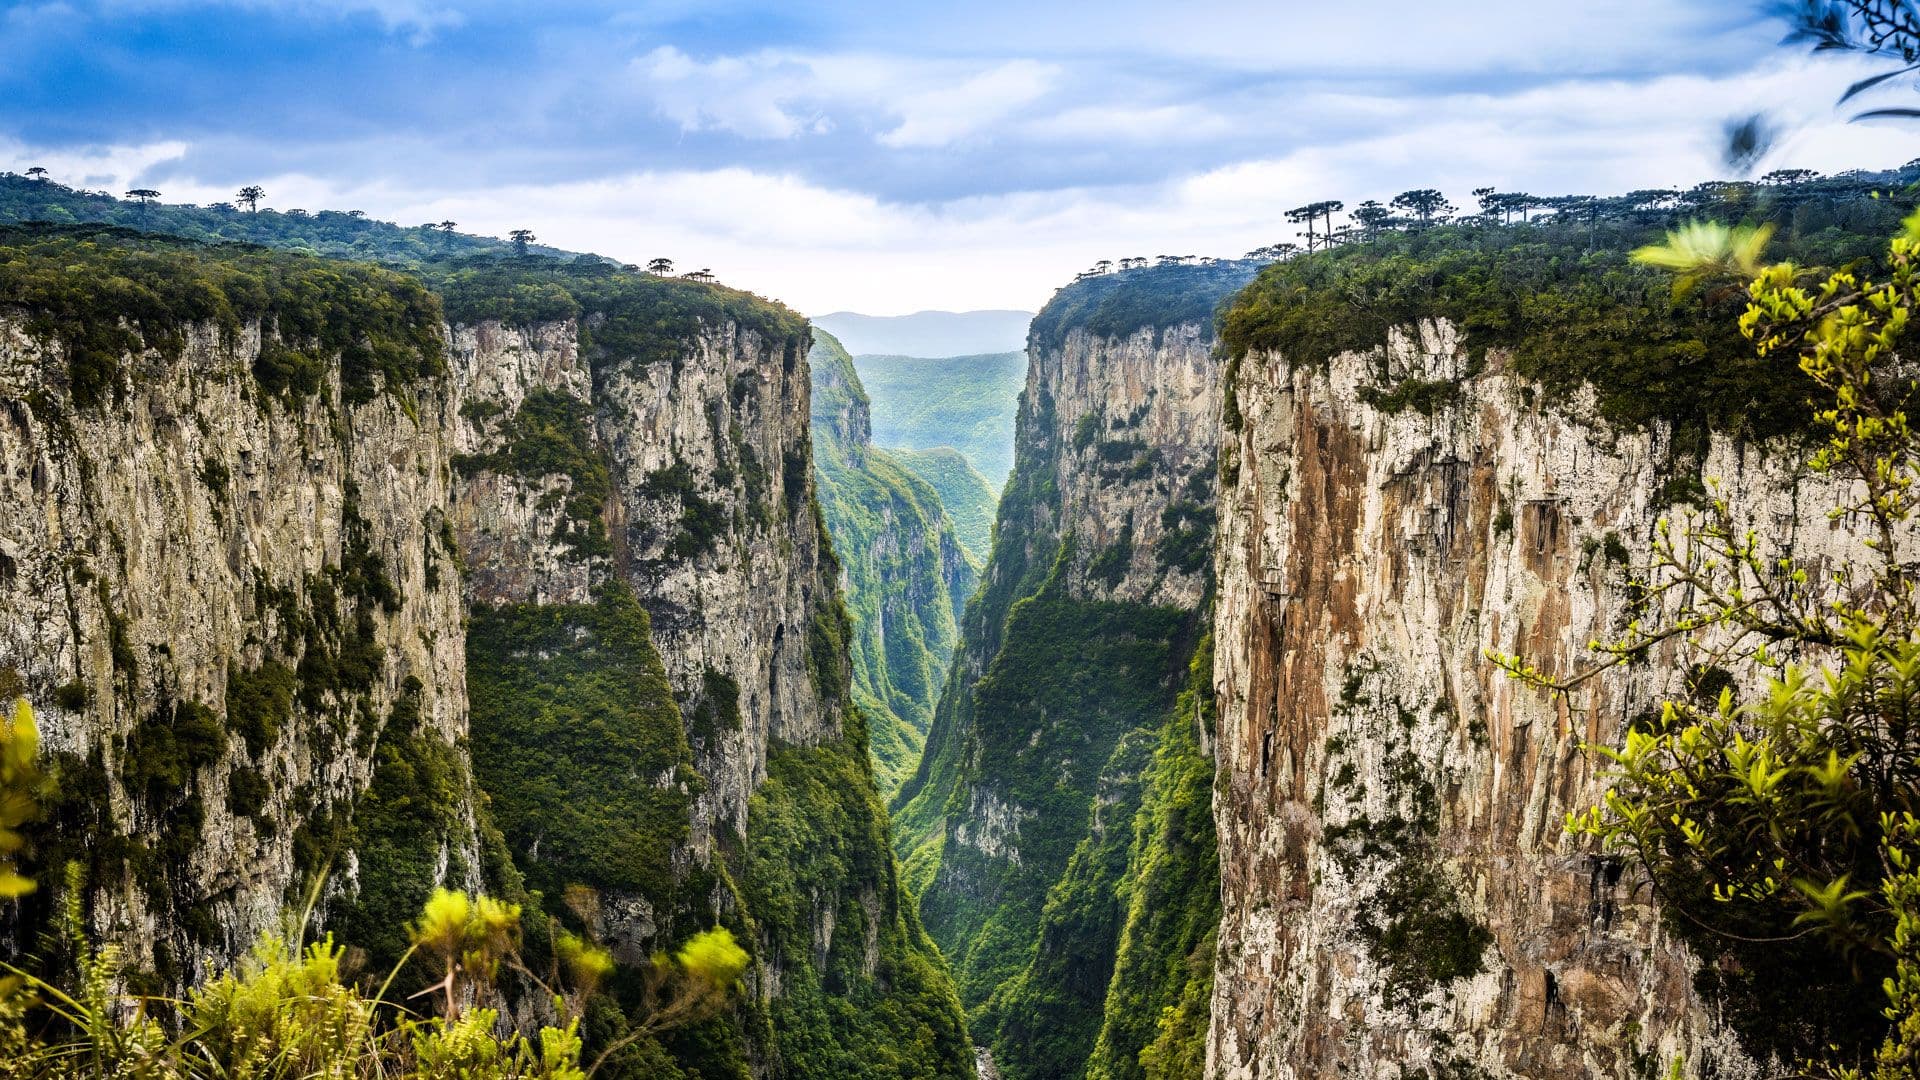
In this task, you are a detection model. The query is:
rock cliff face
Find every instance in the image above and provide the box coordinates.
[1206,319,1849,1078]
[810,330,977,796]
[0,232,970,1079]
[0,265,479,984]
[900,262,1253,1080]
[439,270,971,1078]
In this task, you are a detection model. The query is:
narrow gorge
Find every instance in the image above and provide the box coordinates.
[2,151,1919,1080]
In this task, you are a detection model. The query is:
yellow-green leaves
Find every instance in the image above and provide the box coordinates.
[674,927,749,990]
[0,698,41,899]
[1631,220,1776,296]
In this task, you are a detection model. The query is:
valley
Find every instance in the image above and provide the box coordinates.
[4,154,1920,1080]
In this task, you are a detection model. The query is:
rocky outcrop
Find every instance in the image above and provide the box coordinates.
[1206,319,1850,1078]
[0,301,478,981]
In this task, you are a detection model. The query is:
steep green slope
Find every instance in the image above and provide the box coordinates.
[892,447,995,567]
[852,351,1026,490]
[811,330,978,797]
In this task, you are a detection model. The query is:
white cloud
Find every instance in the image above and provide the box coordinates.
[0,137,189,193]
[876,59,1057,148]
[631,47,833,139]
[630,47,1058,148]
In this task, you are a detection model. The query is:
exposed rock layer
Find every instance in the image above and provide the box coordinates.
[1205,320,1852,1078]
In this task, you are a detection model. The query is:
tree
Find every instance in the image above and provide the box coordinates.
[236,185,264,212]
[1762,167,1823,185]
[124,188,160,206]
[1094,259,1114,274]
[1352,200,1393,237]
[24,167,46,182]
[509,228,536,254]
[1390,188,1454,226]
[439,220,458,233]
[647,257,674,275]
[1498,209,1920,1075]
[1287,201,1344,251]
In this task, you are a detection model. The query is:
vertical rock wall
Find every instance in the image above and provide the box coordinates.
[1207,320,1861,1078]
[0,314,478,979]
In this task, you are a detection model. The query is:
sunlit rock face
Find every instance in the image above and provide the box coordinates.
[0,315,479,977]
[1207,318,1873,1079]
[448,315,834,856]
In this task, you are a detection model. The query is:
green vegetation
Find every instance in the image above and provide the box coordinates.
[0,173,521,264]
[454,388,611,557]
[1221,173,1917,449]
[743,737,973,1080]
[0,224,444,408]
[915,563,1192,1029]
[852,350,1026,490]
[892,447,996,566]
[1028,261,1258,354]
[0,797,751,1080]
[896,257,1256,1080]
[430,257,807,375]
[466,583,698,907]
[1084,638,1220,1080]
[810,332,976,797]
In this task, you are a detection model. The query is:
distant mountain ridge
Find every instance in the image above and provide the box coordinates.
[813,309,1032,357]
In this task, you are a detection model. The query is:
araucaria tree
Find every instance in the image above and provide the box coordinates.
[236,185,264,211]
[509,228,536,254]
[125,188,160,207]
[1499,211,1920,1076]
[1390,188,1454,226]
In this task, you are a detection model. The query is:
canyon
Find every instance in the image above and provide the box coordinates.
[2,162,1917,1079]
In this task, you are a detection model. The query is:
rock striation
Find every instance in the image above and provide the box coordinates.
[1204,318,1864,1078]
[0,297,479,982]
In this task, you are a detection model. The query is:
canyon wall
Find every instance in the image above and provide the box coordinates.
[0,231,969,1080]
[1205,318,1864,1078]
[0,243,479,982]
[437,267,970,1079]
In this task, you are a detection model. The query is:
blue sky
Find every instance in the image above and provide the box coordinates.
[0,0,1908,313]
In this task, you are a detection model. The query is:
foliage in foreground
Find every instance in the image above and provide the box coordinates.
[0,698,748,1079]
[1500,210,1920,1073]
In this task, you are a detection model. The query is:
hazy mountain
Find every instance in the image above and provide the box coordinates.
[812,309,1032,358]
[853,351,1027,491]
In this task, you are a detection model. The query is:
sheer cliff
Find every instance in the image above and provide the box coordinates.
[810,329,977,797]
[436,261,972,1079]
[0,227,970,1080]
[897,262,1254,1080]
[0,227,480,983]
[1208,316,1799,1078]
[1202,203,1913,1079]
